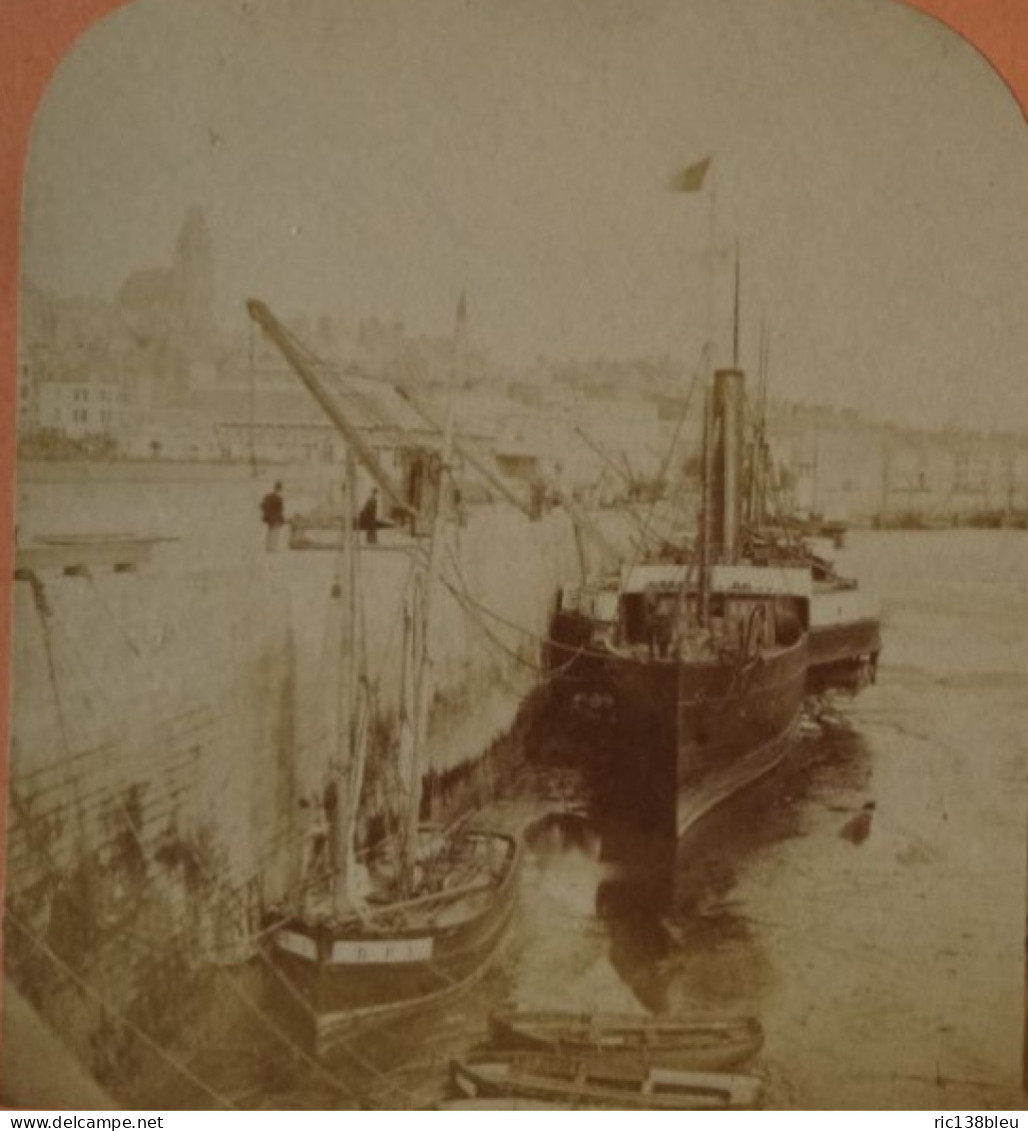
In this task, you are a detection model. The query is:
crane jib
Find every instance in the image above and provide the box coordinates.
[245,298,417,519]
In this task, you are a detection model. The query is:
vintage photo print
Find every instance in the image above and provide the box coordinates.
[3,0,1027,1112]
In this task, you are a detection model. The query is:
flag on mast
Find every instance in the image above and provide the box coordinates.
[670,156,712,192]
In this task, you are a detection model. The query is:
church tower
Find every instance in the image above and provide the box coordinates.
[172,205,215,357]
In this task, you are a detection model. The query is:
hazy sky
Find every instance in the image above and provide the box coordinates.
[21,0,1028,428]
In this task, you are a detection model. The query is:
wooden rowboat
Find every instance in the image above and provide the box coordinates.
[451,1053,763,1110]
[488,1011,764,1070]
[435,1099,581,1111]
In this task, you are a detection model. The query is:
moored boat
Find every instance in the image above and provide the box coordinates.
[805,578,881,694]
[743,534,881,696]
[549,368,810,843]
[451,1052,763,1110]
[253,296,521,1051]
[435,1098,583,1110]
[488,1010,763,1069]
[270,829,520,1048]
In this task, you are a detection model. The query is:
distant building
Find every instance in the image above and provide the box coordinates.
[213,421,342,465]
[121,409,218,462]
[116,205,217,402]
[764,398,1028,526]
[16,351,38,433]
[35,379,140,440]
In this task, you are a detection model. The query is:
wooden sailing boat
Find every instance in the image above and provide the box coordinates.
[258,296,520,1052]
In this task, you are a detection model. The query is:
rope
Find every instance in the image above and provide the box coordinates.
[13,590,381,1108]
[440,546,583,682]
[214,967,369,1108]
[5,909,239,1110]
[6,773,369,1108]
[626,343,710,575]
[27,577,76,764]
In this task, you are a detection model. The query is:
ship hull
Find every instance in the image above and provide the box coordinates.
[546,609,620,696]
[585,636,808,844]
[807,618,881,695]
[266,831,520,1052]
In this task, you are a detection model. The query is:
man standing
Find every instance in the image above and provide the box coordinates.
[260,480,285,551]
[358,487,379,544]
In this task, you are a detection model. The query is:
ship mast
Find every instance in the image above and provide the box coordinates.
[732,242,741,369]
[698,386,714,626]
[333,445,368,916]
[698,242,745,622]
[746,321,768,532]
[400,292,465,892]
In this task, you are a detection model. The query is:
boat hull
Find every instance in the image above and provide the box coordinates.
[585,636,808,843]
[265,831,520,1051]
[807,618,881,695]
[451,1054,763,1110]
[436,1098,581,1110]
[488,1011,764,1070]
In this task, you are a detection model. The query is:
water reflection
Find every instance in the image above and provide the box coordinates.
[583,715,876,915]
[566,710,876,1020]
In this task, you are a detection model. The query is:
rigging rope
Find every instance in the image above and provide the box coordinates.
[625,342,710,576]
[5,909,239,1110]
[13,583,375,1107]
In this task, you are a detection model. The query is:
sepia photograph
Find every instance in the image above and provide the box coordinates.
[2,0,1027,1112]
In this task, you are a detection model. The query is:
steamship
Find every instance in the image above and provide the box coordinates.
[550,368,810,842]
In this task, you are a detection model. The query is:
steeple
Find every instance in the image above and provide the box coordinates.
[173,205,215,354]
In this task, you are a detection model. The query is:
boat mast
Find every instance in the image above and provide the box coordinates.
[715,368,744,563]
[811,429,821,518]
[698,246,742,628]
[331,445,361,917]
[341,445,376,914]
[401,292,465,891]
[698,387,714,626]
[703,244,746,582]
[747,321,769,531]
[706,246,746,567]
[732,242,741,370]
[758,325,770,529]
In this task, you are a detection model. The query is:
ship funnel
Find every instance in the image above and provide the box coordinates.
[710,368,745,562]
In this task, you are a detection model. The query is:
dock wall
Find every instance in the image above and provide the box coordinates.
[3,502,592,1091]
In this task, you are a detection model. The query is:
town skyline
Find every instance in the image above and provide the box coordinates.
[18,201,1028,448]
[20,0,1028,433]
[17,202,1028,533]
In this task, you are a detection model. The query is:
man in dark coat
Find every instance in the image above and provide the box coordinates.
[260,481,285,551]
[358,487,379,544]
